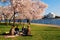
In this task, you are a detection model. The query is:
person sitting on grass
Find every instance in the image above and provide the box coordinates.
[15,26,19,35]
[27,25,31,35]
[4,25,19,38]
[9,25,15,35]
[21,25,28,36]
[22,25,32,36]
[22,25,25,32]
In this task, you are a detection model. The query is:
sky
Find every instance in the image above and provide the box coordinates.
[0,0,60,16]
[0,0,10,6]
[41,0,60,16]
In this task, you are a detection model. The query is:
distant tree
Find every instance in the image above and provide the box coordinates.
[0,0,12,25]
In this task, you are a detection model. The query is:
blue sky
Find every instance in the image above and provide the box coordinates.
[41,0,60,16]
[0,0,10,6]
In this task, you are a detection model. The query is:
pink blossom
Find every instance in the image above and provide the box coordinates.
[0,0,48,20]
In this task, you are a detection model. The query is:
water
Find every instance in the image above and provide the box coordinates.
[1,19,60,25]
[31,19,60,25]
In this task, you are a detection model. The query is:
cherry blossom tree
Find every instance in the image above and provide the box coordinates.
[10,0,47,24]
[0,0,47,25]
[0,0,12,25]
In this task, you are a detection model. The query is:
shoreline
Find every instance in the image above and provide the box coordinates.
[31,23,60,27]
[0,22,60,27]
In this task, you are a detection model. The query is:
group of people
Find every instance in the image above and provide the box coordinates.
[8,25,31,36]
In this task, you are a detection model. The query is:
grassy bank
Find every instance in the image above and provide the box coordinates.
[0,24,60,40]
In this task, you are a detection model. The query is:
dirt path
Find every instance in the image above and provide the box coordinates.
[31,23,60,27]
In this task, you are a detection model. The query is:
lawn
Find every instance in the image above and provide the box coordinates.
[0,24,60,40]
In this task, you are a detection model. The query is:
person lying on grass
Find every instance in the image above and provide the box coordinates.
[4,25,19,38]
[15,26,19,35]
[2,25,15,35]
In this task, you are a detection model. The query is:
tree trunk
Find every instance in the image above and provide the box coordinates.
[13,11,15,26]
[19,19,22,24]
[5,18,8,25]
[27,19,31,25]
[0,20,1,24]
[9,19,11,25]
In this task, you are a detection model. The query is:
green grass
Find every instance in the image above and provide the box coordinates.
[0,24,60,40]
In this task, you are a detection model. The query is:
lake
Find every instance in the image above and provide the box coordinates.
[1,18,60,26]
[31,19,60,25]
